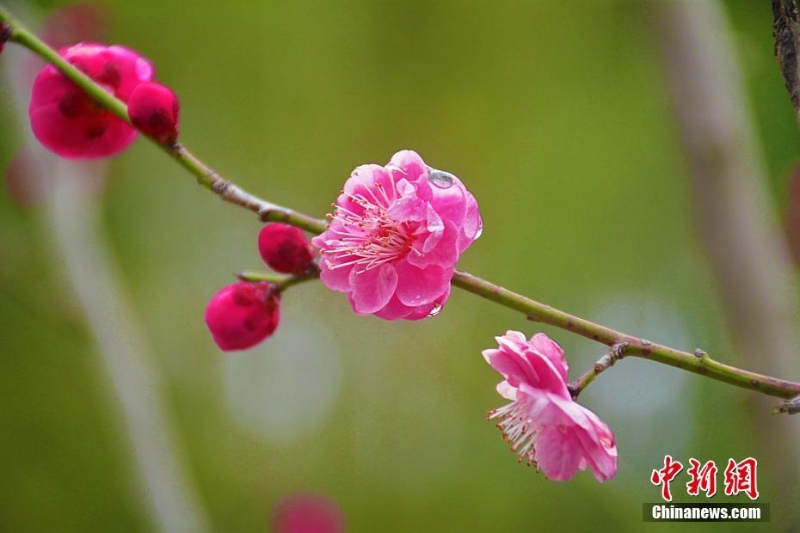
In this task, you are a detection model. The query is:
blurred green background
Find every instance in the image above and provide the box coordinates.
[1,0,799,531]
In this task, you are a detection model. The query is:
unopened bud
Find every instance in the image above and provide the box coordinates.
[204,281,280,352]
[258,223,315,274]
[128,82,180,144]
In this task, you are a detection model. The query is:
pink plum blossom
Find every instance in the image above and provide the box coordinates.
[312,150,482,320]
[29,42,154,158]
[484,331,618,482]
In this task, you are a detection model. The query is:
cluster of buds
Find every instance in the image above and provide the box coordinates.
[29,42,180,158]
[204,224,316,352]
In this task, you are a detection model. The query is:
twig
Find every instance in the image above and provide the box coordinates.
[568,342,628,400]
[236,267,320,292]
[773,0,800,124]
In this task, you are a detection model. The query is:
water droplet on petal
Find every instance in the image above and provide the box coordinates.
[474,221,484,239]
[428,169,455,189]
[428,302,443,317]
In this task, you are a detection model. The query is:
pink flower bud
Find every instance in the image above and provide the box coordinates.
[258,223,315,275]
[29,42,154,158]
[204,282,280,352]
[128,82,180,144]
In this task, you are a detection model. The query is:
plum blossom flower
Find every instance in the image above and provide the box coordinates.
[311,150,482,320]
[484,331,617,482]
[29,42,154,158]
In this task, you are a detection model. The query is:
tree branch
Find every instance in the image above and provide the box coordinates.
[773,0,800,124]
[3,4,800,409]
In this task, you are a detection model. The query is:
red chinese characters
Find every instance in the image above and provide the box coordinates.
[686,459,718,497]
[652,456,759,501]
[724,457,759,500]
[651,455,684,502]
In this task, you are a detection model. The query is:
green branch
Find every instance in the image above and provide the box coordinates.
[3,5,800,409]
[236,268,320,292]
[452,270,800,400]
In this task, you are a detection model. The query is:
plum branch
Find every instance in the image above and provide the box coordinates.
[2,4,799,411]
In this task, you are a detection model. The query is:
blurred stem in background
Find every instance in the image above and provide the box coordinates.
[46,162,212,533]
[653,0,800,526]
[1,6,211,531]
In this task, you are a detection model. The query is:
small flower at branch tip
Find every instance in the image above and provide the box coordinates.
[258,223,316,275]
[312,150,482,320]
[128,82,180,145]
[484,331,618,482]
[204,281,280,352]
[29,42,154,158]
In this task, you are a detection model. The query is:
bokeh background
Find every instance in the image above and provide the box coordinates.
[1,0,799,531]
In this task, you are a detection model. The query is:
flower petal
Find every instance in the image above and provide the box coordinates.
[539,395,618,482]
[394,261,451,307]
[388,150,427,182]
[429,177,467,227]
[408,220,460,269]
[402,282,451,320]
[534,425,585,482]
[349,263,398,314]
[318,259,354,292]
[483,348,532,389]
[372,295,413,320]
[529,333,569,383]
[496,381,517,401]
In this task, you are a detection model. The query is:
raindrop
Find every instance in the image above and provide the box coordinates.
[428,169,455,189]
[474,221,484,239]
[428,302,443,317]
